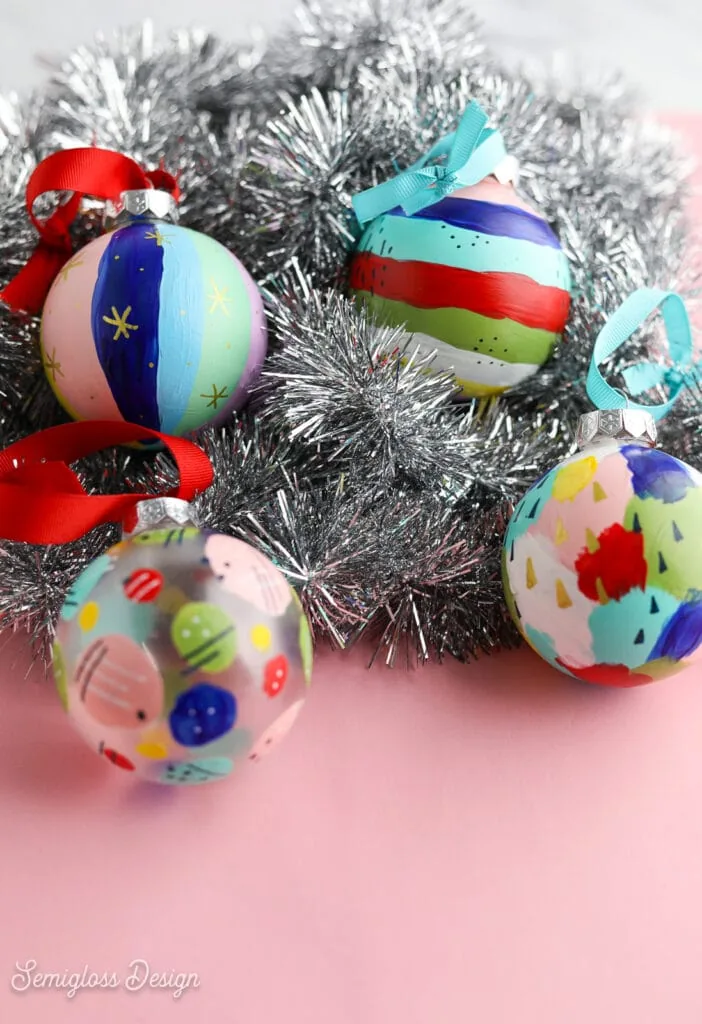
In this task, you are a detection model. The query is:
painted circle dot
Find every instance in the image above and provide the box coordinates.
[136,741,168,760]
[251,624,272,651]
[78,601,100,631]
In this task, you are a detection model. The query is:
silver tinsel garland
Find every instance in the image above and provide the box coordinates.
[0,0,697,665]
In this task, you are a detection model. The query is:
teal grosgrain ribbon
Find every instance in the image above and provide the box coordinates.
[352,100,507,226]
[586,288,698,422]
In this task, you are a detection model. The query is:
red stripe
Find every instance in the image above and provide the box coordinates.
[349,252,571,333]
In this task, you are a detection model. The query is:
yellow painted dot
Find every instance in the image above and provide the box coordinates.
[107,542,126,555]
[114,255,120,260]
[78,601,100,631]
[250,624,272,651]
[555,579,572,609]
[585,528,599,553]
[157,586,189,615]
[552,456,597,502]
[148,362,155,368]
[180,310,186,316]
[136,741,168,760]
[554,517,568,545]
[525,557,537,589]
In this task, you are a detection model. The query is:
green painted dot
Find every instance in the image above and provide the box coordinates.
[53,640,69,711]
[299,614,313,687]
[171,602,236,673]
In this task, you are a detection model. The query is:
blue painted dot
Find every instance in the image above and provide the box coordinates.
[169,684,237,747]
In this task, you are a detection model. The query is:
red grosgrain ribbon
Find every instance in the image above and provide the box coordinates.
[0,148,180,315]
[0,421,213,544]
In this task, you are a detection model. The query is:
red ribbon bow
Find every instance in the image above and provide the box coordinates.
[0,421,213,544]
[0,148,180,315]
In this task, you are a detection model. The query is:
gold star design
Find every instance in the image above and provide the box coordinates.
[200,384,229,409]
[103,305,139,341]
[43,346,64,381]
[59,257,84,282]
[208,280,232,317]
[144,228,170,247]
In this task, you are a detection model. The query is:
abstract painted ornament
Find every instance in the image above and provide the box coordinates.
[40,188,267,436]
[0,421,310,785]
[350,100,571,398]
[54,498,312,784]
[503,288,702,686]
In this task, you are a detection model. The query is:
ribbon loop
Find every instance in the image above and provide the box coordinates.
[0,421,213,545]
[586,288,694,422]
[352,100,508,226]
[0,148,180,315]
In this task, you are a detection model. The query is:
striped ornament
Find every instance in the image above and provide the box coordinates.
[41,220,267,438]
[349,179,571,397]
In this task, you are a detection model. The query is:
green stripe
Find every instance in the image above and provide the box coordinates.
[175,229,251,435]
[355,292,558,367]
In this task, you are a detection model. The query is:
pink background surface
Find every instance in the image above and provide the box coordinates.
[2,115,702,1023]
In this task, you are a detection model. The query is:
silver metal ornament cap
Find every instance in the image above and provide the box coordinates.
[122,498,200,540]
[576,409,657,450]
[104,188,179,229]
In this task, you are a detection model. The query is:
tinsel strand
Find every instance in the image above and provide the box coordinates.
[0,1,696,665]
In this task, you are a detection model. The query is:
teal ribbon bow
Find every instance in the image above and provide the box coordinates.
[586,288,697,422]
[352,100,508,226]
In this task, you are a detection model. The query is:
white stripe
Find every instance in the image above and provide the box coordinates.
[88,685,132,709]
[102,658,146,684]
[386,330,539,388]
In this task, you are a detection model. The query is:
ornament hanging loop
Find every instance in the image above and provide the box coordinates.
[352,99,508,225]
[0,421,212,545]
[585,287,696,422]
[0,148,180,315]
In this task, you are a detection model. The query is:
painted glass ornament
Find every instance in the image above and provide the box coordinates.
[40,190,267,436]
[350,101,571,399]
[350,179,571,398]
[53,499,312,784]
[503,288,702,686]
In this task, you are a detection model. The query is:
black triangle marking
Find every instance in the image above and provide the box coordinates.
[632,513,642,533]
[650,596,659,614]
[634,629,645,645]
[658,552,667,573]
[527,501,540,520]
[510,540,515,562]
[673,521,683,542]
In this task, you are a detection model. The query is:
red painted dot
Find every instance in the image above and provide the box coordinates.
[263,655,288,698]
[123,568,164,603]
[102,748,135,771]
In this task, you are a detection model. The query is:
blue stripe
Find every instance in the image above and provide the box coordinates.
[359,215,571,291]
[155,226,202,434]
[91,224,163,429]
[387,198,562,249]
